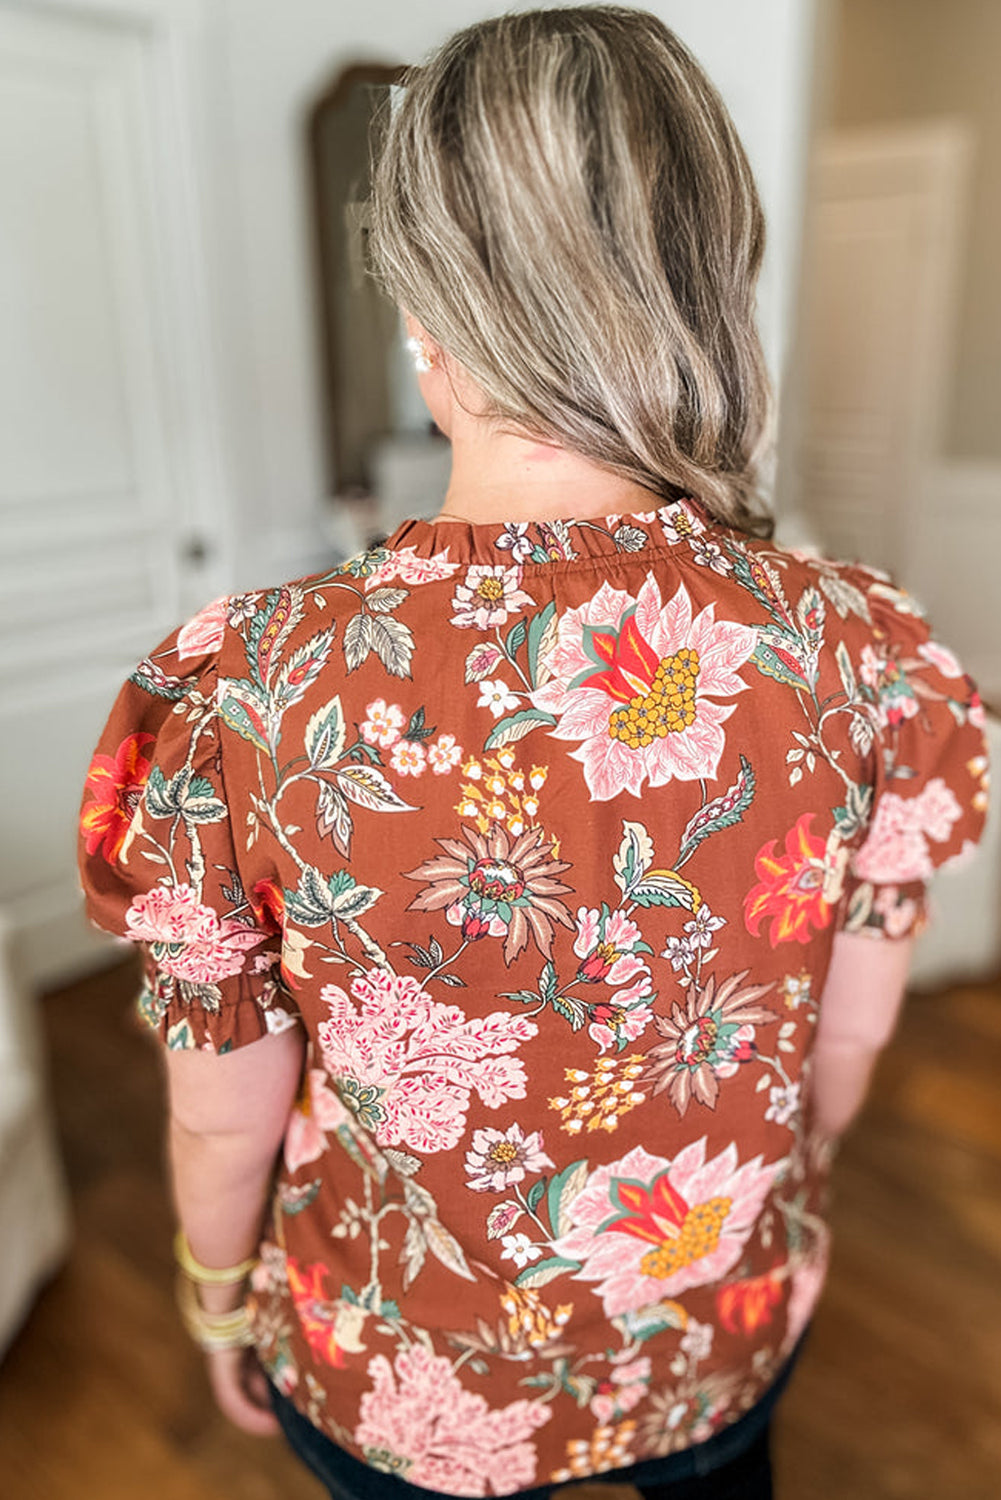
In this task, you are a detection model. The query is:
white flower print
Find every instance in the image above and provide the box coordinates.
[764,1082,801,1127]
[477,679,520,718]
[464,1124,555,1192]
[390,739,427,777]
[496,523,534,563]
[659,501,706,544]
[499,1232,543,1269]
[680,1319,715,1362]
[427,733,463,775]
[684,906,726,950]
[662,934,696,972]
[690,537,732,575]
[361,699,406,748]
[451,565,534,630]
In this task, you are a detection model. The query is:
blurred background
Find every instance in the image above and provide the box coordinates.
[0,1,998,1495]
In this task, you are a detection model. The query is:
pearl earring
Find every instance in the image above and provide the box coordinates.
[405,335,435,373]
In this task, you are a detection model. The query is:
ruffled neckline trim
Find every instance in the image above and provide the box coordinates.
[380,496,720,570]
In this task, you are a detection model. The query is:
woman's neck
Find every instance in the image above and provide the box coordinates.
[432,410,661,526]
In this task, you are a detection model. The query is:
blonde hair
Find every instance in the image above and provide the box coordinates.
[370,5,775,536]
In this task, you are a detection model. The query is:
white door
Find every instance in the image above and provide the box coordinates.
[792,121,972,576]
[0,1,229,985]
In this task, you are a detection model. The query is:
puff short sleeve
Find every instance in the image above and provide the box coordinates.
[837,570,990,940]
[78,603,301,1052]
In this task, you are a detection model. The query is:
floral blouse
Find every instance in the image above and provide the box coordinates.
[78,497,989,1493]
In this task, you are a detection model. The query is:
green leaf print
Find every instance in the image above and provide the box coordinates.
[305,696,347,769]
[676,756,756,866]
[513,1255,581,1290]
[612,820,655,896]
[629,869,701,910]
[484,708,557,750]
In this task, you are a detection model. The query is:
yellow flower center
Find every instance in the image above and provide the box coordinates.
[639,1195,731,1279]
[489,1140,520,1164]
[476,576,505,602]
[608,647,701,747]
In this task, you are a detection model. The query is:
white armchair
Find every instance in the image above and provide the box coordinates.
[0,911,71,1359]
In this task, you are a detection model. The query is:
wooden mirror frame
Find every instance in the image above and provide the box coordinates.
[308,62,407,498]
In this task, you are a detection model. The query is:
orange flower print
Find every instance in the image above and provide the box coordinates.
[80,732,156,863]
[717,1269,784,1334]
[743,814,846,946]
[286,1257,349,1369]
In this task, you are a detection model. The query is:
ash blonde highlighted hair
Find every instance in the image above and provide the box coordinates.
[370,5,775,535]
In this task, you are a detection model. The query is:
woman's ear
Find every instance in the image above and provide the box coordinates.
[399,310,454,435]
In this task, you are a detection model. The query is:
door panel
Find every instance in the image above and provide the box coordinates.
[0,4,218,982]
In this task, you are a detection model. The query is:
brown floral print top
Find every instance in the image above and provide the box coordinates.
[78,498,990,1493]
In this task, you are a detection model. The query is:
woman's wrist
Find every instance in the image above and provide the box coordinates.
[194,1279,250,1316]
[173,1227,258,1317]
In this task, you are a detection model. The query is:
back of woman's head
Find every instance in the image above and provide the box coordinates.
[370,5,775,536]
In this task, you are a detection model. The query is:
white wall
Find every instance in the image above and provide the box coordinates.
[203,0,820,584]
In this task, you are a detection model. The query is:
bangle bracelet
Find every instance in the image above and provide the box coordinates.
[173,1228,259,1286]
[175,1273,256,1352]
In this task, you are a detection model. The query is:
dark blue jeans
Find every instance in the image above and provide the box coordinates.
[267,1323,809,1500]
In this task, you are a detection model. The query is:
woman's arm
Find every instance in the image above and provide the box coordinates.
[810,929,915,1140]
[164,1024,307,1434]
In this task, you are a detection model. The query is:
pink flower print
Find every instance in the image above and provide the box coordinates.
[445,901,508,940]
[363,545,460,589]
[486,1200,524,1240]
[464,1124,555,1192]
[427,734,462,775]
[552,1141,783,1317]
[918,640,964,678]
[269,1361,299,1397]
[284,1068,351,1172]
[125,883,265,983]
[590,1356,651,1425]
[858,644,885,690]
[316,968,537,1154]
[390,739,427,777]
[917,778,966,841]
[451,565,535,631]
[874,885,921,938]
[782,1228,830,1355]
[530,574,756,801]
[176,596,228,659]
[679,1318,714,1361]
[354,1344,550,1492]
[361,699,406,748]
[711,1022,756,1080]
[852,776,963,882]
[588,993,654,1055]
[574,908,648,987]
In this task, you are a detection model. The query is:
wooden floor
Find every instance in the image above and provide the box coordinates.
[2,957,1000,1498]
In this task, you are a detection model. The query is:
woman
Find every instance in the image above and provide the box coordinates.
[78,8,989,1497]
